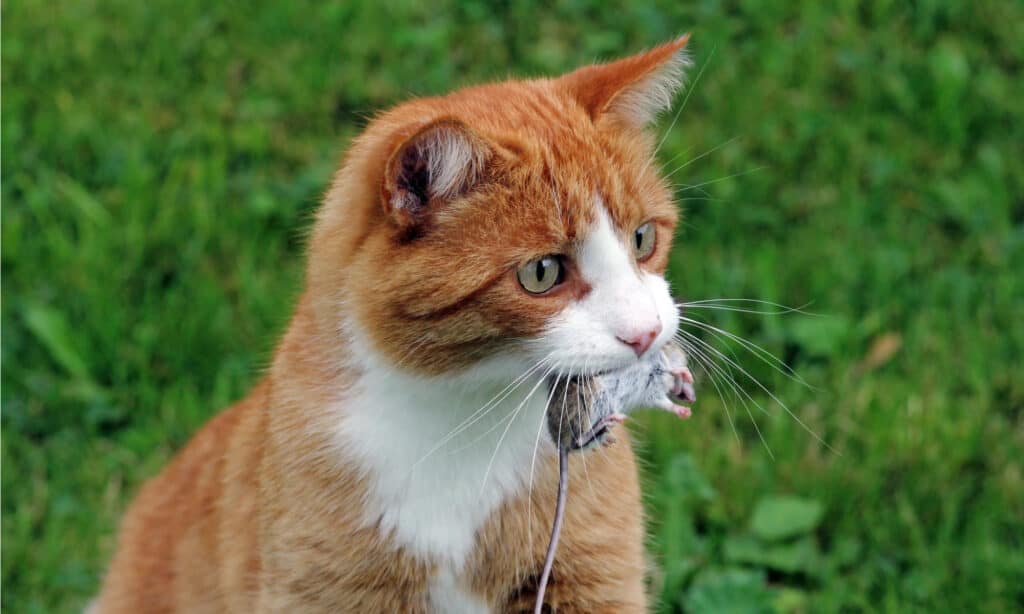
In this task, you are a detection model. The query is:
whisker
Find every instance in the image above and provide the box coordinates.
[675,166,765,194]
[680,298,818,315]
[662,136,740,181]
[680,315,812,389]
[677,330,836,453]
[677,332,775,459]
[413,354,553,468]
[652,45,716,160]
[480,364,557,493]
[656,146,694,176]
[424,360,548,458]
[575,357,598,500]
[393,334,435,368]
[677,337,742,447]
[674,182,714,199]
[528,372,564,563]
[678,304,812,316]
[678,330,773,418]
[675,196,724,204]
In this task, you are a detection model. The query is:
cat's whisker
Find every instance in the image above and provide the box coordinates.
[656,146,694,176]
[677,330,773,419]
[528,372,565,563]
[677,304,812,316]
[676,329,835,454]
[677,337,742,446]
[423,358,549,458]
[681,336,760,451]
[549,183,564,222]
[642,45,716,178]
[393,334,435,368]
[679,315,812,388]
[674,182,714,199]
[677,332,775,459]
[575,356,599,499]
[479,364,558,494]
[679,297,817,315]
[449,358,556,449]
[675,196,724,205]
[674,166,765,193]
[678,330,778,460]
[413,354,554,468]
[662,136,740,181]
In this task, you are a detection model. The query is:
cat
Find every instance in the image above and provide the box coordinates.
[92,35,692,613]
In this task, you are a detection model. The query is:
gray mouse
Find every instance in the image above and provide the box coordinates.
[534,343,696,613]
[545,342,696,452]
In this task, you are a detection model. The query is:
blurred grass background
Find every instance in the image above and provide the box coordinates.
[3,1,1023,612]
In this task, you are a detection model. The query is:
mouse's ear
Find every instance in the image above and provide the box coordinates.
[557,35,692,129]
[381,117,491,234]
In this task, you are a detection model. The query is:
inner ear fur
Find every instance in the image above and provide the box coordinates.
[381,117,491,232]
[558,35,692,128]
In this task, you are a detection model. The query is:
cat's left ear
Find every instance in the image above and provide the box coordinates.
[559,35,692,129]
[381,118,491,233]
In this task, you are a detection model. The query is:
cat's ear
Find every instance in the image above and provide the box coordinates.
[381,118,490,232]
[559,35,692,128]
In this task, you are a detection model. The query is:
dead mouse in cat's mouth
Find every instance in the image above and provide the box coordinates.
[545,342,696,451]
[534,343,695,613]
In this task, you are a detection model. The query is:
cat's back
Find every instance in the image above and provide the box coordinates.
[93,380,269,613]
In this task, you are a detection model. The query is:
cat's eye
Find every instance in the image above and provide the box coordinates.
[517,256,564,294]
[633,222,656,261]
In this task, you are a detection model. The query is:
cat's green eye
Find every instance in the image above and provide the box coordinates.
[517,256,564,294]
[633,222,656,261]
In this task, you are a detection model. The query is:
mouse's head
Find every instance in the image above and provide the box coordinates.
[308,37,692,382]
[546,342,696,451]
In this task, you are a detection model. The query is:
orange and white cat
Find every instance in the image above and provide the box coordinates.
[93,36,692,613]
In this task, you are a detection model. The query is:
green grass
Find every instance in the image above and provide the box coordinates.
[3,1,1022,611]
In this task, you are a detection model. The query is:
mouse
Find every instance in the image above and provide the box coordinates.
[545,342,696,452]
[534,343,695,613]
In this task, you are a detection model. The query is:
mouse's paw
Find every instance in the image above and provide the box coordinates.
[661,344,696,404]
[572,412,626,451]
[654,343,695,418]
[651,395,693,419]
[671,367,697,405]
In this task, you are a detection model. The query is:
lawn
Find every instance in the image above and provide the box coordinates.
[3,1,1022,612]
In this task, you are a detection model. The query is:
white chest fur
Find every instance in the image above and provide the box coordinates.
[428,568,493,614]
[336,354,553,606]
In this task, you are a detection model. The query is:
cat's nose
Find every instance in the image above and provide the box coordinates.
[617,323,662,357]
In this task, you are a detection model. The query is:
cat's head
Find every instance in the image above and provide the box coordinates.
[309,37,691,381]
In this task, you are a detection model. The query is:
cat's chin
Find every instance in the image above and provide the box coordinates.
[554,350,660,379]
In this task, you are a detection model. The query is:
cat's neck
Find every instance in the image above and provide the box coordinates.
[333,324,553,567]
[267,299,552,566]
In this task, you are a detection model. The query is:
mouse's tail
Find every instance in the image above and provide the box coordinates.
[534,444,569,614]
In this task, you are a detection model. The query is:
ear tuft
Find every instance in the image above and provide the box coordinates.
[560,35,692,128]
[382,118,489,230]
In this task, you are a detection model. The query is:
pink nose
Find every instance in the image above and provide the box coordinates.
[617,324,662,357]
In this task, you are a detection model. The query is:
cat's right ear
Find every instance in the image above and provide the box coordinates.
[381,118,490,233]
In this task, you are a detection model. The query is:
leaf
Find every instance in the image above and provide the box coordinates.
[683,568,775,614]
[724,534,822,575]
[828,536,863,570]
[750,496,824,541]
[22,303,91,381]
[663,453,716,503]
[53,171,112,225]
[787,316,851,358]
[773,588,810,614]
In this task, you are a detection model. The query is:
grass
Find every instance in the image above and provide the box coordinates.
[3,1,1022,611]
